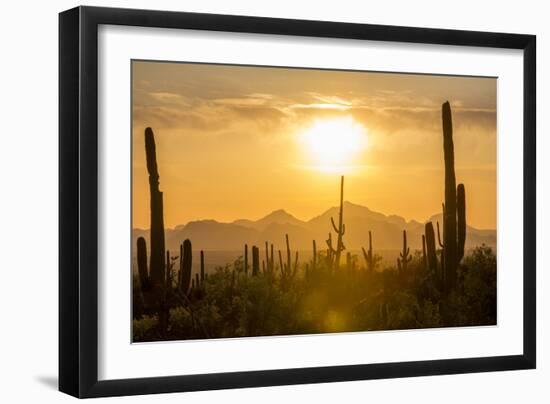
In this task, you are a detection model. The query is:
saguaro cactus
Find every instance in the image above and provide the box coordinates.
[362,231,380,272]
[424,222,438,277]
[244,244,249,275]
[312,240,317,271]
[328,176,346,268]
[326,233,334,266]
[136,236,150,290]
[440,102,467,290]
[442,102,458,288]
[252,246,260,276]
[200,250,205,282]
[144,127,165,287]
[397,230,412,272]
[179,239,192,293]
[285,234,292,274]
[422,235,427,271]
[265,242,270,272]
[270,243,274,272]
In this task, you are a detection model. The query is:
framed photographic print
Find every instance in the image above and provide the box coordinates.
[59,6,536,398]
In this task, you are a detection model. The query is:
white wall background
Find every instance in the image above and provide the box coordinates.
[0,0,546,402]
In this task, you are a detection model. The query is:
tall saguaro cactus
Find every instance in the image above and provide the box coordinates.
[442,102,457,289]
[441,102,467,290]
[328,176,346,268]
[145,127,165,287]
[200,250,205,282]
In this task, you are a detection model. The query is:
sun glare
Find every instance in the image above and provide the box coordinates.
[300,116,368,173]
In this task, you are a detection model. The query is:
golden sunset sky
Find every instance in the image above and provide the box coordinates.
[132,61,496,230]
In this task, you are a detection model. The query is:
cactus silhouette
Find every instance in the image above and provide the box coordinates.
[312,240,317,271]
[425,222,438,277]
[420,102,468,291]
[244,244,248,275]
[362,231,381,272]
[179,239,192,293]
[328,176,346,269]
[397,230,412,272]
[285,234,292,274]
[252,246,260,276]
[144,127,166,288]
[326,233,334,267]
[270,243,275,273]
[441,101,467,290]
[264,242,270,272]
[200,250,205,282]
[136,236,150,291]
[422,234,427,271]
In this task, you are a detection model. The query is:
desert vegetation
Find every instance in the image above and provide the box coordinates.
[132,102,496,342]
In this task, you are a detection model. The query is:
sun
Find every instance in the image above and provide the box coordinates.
[300,116,368,173]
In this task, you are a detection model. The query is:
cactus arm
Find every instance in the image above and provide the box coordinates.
[362,247,369,267]
[326,233,337,253]
[330,217,339,233]
[436,221,444,248]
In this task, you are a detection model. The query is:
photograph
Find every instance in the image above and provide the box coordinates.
[131,60,497,343]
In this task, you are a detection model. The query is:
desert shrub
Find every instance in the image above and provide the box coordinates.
[133,246,497,341]
[133,315,158,342]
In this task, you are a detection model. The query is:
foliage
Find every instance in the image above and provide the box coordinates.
[133,245,496,342]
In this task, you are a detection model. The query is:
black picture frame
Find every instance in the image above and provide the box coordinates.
[59,6,536,398]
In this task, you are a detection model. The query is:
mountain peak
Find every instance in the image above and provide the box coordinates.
[263,209,294,219]
[256,209,303,227]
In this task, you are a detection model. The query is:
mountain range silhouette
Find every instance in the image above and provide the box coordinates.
[132,201,496,253]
